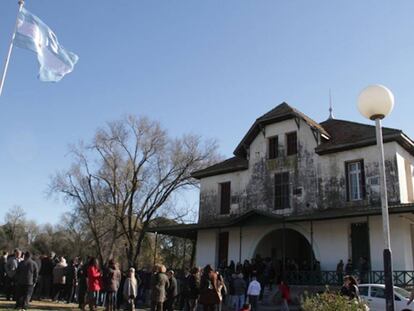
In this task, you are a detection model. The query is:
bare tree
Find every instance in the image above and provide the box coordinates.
[3,205,27,249]
[51,115,219,266]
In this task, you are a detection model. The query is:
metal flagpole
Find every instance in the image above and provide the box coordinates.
[0,0,25,97]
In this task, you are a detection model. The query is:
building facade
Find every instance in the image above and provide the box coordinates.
[152,103,414,280]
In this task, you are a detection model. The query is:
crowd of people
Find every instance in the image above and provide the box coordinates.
[0,248,374,311]
[0,249,296,311]
[0,249,145,311]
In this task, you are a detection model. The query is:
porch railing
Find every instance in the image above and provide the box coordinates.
[285,270,414,287]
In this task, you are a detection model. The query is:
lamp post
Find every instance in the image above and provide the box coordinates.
[357,85,395,311]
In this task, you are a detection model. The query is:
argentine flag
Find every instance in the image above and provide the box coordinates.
[14,7,79,82]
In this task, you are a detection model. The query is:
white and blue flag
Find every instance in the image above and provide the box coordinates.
[14,7,79,82]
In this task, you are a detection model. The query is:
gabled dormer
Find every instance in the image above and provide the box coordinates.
[233,102,331,159]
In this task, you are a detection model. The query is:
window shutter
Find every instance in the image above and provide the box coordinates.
[283,172,290,208]
[360,160,366,199]
[220,182,231,214]
[269,136,278,159]
[345,162,350,201]
[286,132,297,155]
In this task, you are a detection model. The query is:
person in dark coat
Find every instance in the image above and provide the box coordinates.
[151,264,169,311]
[31,253,42,299]
[38,253,54,299]
[15,251,38,310]
[77,258,88,310]
[180,269,191,311]
[65,258,79,303]
[345,259,353,275]
[104,259,122,311]
[232,273,246,311]
[185,267,200,311]
[5,249,21,301]
[336,259,344,285]
[164,270,178,311]
[0,251,7,293]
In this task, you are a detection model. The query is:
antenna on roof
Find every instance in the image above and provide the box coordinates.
[328,88,334,119]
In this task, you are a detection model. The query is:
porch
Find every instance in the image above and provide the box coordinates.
[284,270,414,287]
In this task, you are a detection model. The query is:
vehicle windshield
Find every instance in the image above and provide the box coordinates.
[394,287,411,299]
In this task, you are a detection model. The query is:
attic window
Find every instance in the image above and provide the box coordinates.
[345,160,366,201]
[268,136,278,159]
[286,132,297,155]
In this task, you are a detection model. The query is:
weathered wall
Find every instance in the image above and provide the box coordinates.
[395,144,414,203]
[195,230,217,267]
[199,119,321,223]
[196,215,414,270]
[198,119,409,223]
[369,215,413,270]
[318,142,401,208]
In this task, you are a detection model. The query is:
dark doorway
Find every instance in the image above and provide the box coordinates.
[255,228,314,270]
[218,232,229,268]
[351,222,370,267]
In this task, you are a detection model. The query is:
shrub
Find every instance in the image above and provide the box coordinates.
[301,291,369,311]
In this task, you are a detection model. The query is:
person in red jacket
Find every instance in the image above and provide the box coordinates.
[277,279,290,311]
[87,257,102,311]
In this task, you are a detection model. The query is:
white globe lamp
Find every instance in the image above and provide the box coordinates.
[357,85,394,120]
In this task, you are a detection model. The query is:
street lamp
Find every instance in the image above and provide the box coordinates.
[357,85,395,311]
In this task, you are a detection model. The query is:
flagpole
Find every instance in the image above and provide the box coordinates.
[0,0,25,97]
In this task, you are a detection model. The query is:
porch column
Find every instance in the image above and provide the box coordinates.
[239,226,242,263]
[310,220,314,270]
[153,231,158,266]
[182,235,187,269]
[190,238,196,267]
[282,221,286,273]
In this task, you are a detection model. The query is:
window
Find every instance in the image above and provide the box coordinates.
[345,160,366,201]
[359,286,368,296]
[220,182,231,214]
[370,286,385,299]
[286,132,297,155]
[268,136,278,159]
[218,232,229,267]
[274,172,290,209]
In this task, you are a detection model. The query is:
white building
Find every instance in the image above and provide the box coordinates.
[152,103,414,284]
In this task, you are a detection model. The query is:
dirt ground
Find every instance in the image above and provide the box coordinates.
[0,298,87,310]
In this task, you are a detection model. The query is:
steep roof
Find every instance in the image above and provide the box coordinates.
[233,102,330,157]
[191,156,248,179]
[316,119,414,155]
[191,103,414,180]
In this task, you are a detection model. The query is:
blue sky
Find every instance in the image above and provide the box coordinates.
[0,0,414,224]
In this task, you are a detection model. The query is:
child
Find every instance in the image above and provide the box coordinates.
[123,268,138,311]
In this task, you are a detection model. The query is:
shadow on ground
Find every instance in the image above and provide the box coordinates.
[0,298,80,310]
